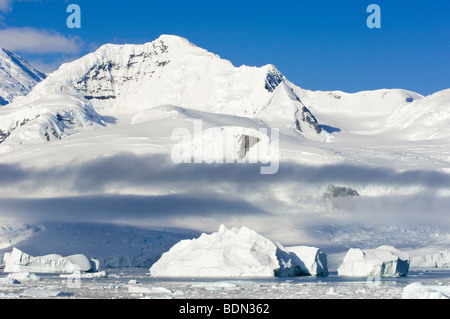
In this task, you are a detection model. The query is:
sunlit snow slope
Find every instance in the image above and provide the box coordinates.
[0,48,45,106]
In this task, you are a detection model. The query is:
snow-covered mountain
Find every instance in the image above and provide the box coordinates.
[293,85,450,141]
[0,35,449,267]
[1,35,449,154]
[0,48,46,106]
[0,35,330,151]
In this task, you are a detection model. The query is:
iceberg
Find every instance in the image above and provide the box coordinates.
[3,248,98,273]
[337,245,410,277]
[149,225,328,277]
[280,245,328,276]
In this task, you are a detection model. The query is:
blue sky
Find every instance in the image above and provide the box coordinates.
[0,0,448,95]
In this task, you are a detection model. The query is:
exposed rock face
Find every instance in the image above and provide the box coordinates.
[74,41,170,102]
[295,106,323,134]
[324,185,360,198]
[264,68,284,93]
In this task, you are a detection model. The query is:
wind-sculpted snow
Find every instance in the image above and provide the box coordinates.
[385,89,450,140]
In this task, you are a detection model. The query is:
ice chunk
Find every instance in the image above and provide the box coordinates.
[337,245,410,277]
[3,248,97,273]
[191,281,243,291]
[7,272,41,282]
[0,276,20,285]
[128,285,173,294]
[402,282,450,299]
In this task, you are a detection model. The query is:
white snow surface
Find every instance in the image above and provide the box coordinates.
[337,246,410,277]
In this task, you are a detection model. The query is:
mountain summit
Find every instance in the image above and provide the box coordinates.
[0,35,329,150]
[0,48,46,106]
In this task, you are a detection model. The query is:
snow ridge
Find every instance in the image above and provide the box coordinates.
[0,48,45,105]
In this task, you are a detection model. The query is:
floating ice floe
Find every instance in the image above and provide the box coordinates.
[402,282,450,299]
[60,271,108,279]
[3,248,98,273]
[149,225,328,277]
[21,288,71,297]
[337,245,410,277]
[128,285,173,294]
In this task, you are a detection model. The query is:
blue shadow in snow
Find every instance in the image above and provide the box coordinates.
[320,124,341,134]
